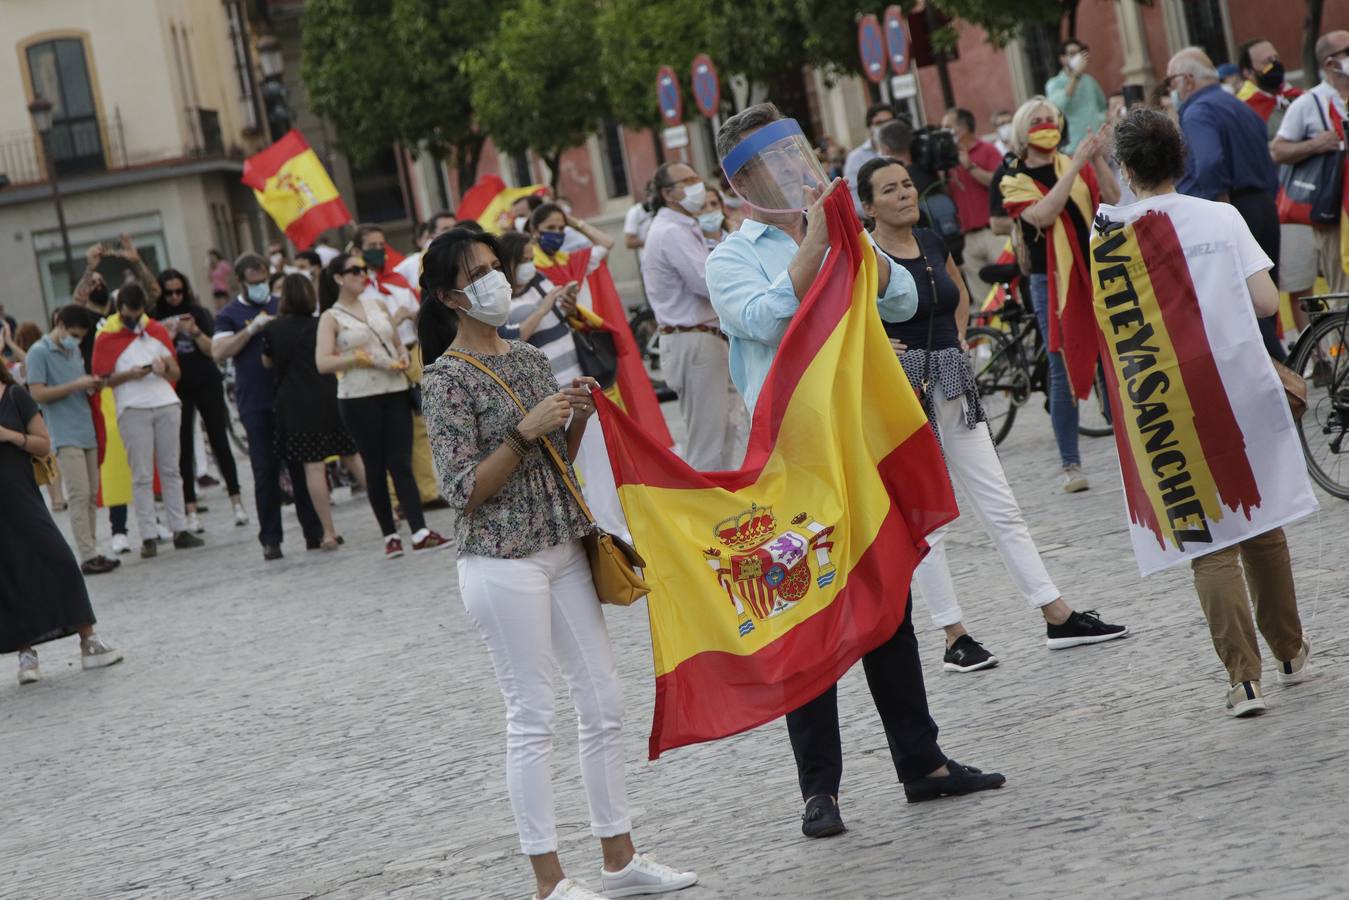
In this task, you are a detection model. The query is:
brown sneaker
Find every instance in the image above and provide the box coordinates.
[81,556,120,575]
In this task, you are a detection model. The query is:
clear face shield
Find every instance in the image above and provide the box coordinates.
[721,118,830,215]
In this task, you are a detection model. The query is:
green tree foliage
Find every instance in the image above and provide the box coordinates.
[466,0,608,190]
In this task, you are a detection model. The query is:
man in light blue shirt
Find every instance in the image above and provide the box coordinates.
[1045,37,1107,153]
[706,102,1005,840]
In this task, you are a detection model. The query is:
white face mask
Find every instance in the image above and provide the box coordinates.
[455,269,513,327]
[997,123,1013,144]
[1338,58,1349,77]
[1068,53,1085,73]
[698,211,724,233]
[515,261,537,285]
[1170,89,1182,109]
[1221,83,1236,94]
[677,181,707,214]
[514,216,529,232]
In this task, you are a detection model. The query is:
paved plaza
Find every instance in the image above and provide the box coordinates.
[5,400,1348,900]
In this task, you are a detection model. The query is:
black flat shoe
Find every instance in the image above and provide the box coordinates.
[801,795,846,838]
[904,760,1006,803]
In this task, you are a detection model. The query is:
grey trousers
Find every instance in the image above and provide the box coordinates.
[659,330,744,472]
[118,403,188,542]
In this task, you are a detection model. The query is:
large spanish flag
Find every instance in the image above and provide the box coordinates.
[241,130,352,250]
[456,174,546,233]
[1091,197,1318,576]
[595,189,957,759]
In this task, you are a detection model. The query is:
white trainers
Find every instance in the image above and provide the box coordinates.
[233,502,249,527]
[111,533,131,555]
[187,512,204,534]
[1277,637,1311,685]
[1227,681,1267,718]
[537,879,607,900]
[81,634,124,670]
[156,522,173,542]
[17,649,39,685]
[599,854,699,898]
[1061,465,1089,493]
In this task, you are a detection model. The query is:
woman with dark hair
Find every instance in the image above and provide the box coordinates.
[859,157,1127,671]
[263,274,363,551]
[529,201,614,276]
[316,254,447,558]
[419,229,696,900]
[0,361,123,684]
[153,267,247,532]
[497,231,582,371]
[697,182,732,248]
[1106,108,1311,717]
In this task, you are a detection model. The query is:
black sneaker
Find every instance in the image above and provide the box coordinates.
[903,759,1006,803]
[943,635,998,673]
[800,795,846,838]
[140,539,158,559]
[263,544,284,561]
[1046,609,1129,650]
[172,531,205,550]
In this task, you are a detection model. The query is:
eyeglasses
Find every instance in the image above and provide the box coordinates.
[340,265,369,276]
[1162,73,1189,88]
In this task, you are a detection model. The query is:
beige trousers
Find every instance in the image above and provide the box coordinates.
[959,227,1008,307]
[56,445,100,562]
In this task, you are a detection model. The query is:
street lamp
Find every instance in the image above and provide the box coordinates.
[256,35,291,141]
[28,97,78,293]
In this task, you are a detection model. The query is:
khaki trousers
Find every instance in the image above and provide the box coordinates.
[386,343,441,503]
[56,445,100,562]
[1190,527,1303,685]
[1313,225,1349,293]
[959,226,1008,306]
[660,330,743,471]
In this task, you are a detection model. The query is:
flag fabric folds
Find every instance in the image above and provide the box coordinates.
[1090,198,1318,576]
[241,130,351,250]
[90,313,174,507]
[1000,155,1101,398]
[594,189,957,759]
[457,175,546,233]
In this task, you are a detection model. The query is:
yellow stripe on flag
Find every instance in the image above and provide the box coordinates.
[253,148,340,233]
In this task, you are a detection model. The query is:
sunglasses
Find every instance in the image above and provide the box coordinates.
[165,288,185,296]
[340,265,369,276]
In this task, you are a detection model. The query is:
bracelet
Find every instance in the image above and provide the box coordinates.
[503,427,531,457]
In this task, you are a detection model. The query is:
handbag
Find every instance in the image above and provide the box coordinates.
[32,452,58,486]
[1276,94,1344,226]
[567,322,619,390]
[1273,359,1308,421]
[332,302,423,414]
[444,350,651,606]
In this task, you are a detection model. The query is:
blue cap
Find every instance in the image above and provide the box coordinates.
[1217,63,1240,79]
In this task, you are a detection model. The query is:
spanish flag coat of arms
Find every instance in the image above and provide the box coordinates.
[594,190,957,759]
[242,130,351,250]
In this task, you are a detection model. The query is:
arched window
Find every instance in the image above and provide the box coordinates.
[25,37,105,176]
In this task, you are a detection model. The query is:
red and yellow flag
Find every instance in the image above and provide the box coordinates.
[457,174,546,233]
[241,130,352,250]
[594,190,957,759]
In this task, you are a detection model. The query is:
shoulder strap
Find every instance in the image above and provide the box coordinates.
[443,350,596,526]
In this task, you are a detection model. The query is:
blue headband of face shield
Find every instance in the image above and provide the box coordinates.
[721,118,806,179]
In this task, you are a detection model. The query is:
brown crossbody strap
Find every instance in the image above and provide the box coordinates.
[443,350,596,525]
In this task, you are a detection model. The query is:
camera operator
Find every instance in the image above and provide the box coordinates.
[875,119,966,265]
[941,109,1008,300]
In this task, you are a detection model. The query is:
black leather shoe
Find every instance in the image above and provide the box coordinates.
[263,544,284,561]
[801,795,846,838]
[904,759,1006,803]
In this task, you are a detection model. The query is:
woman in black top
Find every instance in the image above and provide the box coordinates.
[0,364,122,685]
[262,274,364,551]
[153,268,247,531]
[859,157,1127,672]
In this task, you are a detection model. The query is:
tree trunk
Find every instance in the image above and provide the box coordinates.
[545,152,563,194]
[1304,0,1326,87]
[454,135,485,197]
[1063,0,1080,41]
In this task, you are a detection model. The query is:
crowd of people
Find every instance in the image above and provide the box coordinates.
[1,29,1338,900]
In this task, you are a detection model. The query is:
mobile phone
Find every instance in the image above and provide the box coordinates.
[140,364,153,371]
[1122,84,1146,109]
[179,313,193,321]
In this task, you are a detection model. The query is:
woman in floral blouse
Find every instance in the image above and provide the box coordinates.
[418,229,696,900]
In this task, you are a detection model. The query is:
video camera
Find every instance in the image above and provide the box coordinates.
[911,126,960,174]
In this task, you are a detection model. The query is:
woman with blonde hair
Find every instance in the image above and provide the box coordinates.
[990,95,1120,493]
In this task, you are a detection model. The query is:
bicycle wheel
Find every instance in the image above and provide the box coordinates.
[1078,364,1114,437]
[628,307,660,371]
[966,325,1025,446]
[1287,312,1349,499]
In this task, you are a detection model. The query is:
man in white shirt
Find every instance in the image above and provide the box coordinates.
[394,210,456,290]
[1271,29,1349,294]
[623,193,654,250]
[843,102,897,215]
[642,161,745,471]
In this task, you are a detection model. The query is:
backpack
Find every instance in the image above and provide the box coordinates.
[917,180,966,265]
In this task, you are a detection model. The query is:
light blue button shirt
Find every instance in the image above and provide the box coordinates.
[706,218,919,413]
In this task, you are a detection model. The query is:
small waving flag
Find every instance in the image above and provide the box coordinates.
[457,174,546,233]
[242,130,351,250]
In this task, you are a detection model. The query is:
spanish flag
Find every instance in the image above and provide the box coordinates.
[241,130,352,250]
[1000,153,1100,398]
[1091,198,1317,576]
[1236,80,1303,124]
[594,189,957,758]
[456,174,546,233]
[536,246,675,447]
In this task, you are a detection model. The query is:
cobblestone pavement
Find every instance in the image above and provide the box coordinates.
[6,399,1348,900]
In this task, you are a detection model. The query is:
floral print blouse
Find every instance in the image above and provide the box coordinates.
[422,342,590,559]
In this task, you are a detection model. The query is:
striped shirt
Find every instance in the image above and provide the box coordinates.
[500,277,582,383]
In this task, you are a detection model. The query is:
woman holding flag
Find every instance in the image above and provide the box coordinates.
[418,228,697,900]
[994,96,1120,493]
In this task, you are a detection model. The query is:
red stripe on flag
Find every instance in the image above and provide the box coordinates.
[1093,328,1166,547]
[647,426,955,759]
[456,175,507,223]
[1132,212,1262,517]
[286,197,351,251]
[587,261,674,446]
[240,129,309,189]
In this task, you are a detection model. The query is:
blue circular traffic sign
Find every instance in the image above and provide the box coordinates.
[691,54,720,119]
[884,5,910,75]
[857,14,886,85]
[657,66,683,127]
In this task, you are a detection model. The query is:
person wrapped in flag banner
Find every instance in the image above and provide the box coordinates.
[594,180,959,760]
[241,130,352,251]
[1090,195,1319,577]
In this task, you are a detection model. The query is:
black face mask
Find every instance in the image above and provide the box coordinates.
[89,286,110,308]
[120,312,143,330]
[1256,60,1285,93]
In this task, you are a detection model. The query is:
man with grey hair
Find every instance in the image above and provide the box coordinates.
[706,101,1005,840]
[1272,30,1349,297]
[212,252,323,560]
[1167,46,1285,360]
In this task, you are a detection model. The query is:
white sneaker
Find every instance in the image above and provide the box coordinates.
[111,533,131,555]
[599,854,698,898]
[233,502,249,527]
[1227,681,1267,718]
[187,512,204,534]
[537,878,607,900]
[1061,465,1089,493]
[1277,637,1311,685]
[81,634,124,670]
[156,523,173,541]
[18,649,40,685]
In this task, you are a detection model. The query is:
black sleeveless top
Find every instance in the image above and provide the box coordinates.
[880,228,961,351]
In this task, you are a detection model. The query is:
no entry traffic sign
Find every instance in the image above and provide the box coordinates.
[884,5,910,75]
[857,14,886,85]
[657,66,683,127]
[691,54,720,119]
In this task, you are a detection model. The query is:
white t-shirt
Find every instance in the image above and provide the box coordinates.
[112,332,180,411]
[362,281,419,348]
[1275,81,1348,142]
[623,203,654,243]
[394,251,423,290]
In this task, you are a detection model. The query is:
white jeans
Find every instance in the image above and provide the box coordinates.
[458,540,631,855]
[117,403,187,542]
[913,390,1060,628]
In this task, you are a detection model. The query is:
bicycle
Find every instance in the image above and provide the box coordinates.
[966,265,1112,447]
[1286,293,1349,499]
